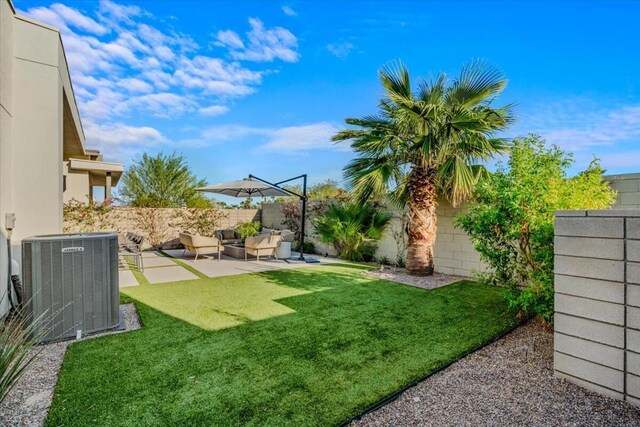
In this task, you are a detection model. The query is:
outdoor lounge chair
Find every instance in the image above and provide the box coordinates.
[244,234,281,261]
[179,232,223,260]
[119,232,144,272]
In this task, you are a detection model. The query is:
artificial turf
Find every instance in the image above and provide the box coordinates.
[46,264,517,426]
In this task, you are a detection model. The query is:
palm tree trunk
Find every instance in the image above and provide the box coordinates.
[406,165,437,276]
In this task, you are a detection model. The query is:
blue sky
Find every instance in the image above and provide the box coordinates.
[17,0,640,200]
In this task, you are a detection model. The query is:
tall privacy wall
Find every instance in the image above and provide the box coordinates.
[261,200,486,276]
[554,209,640,404]
[608,173,640,209]
[64,207,260,250]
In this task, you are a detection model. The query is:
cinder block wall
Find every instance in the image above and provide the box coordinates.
[607,173,640,209]
[433,200,487,276]
[261,200,485,276]
[554,209,640,404]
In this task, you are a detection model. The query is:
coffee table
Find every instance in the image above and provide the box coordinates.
[223,244,245,259]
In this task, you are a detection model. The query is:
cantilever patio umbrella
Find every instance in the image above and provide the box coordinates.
[196,178,290,198]
[196,175,315,262]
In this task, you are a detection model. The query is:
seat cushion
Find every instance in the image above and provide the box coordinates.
[222,229,236,240]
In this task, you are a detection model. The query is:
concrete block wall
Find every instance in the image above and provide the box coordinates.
[261,199,484,276]
[607,174,640,209]
[433,200,487,276]
[554,209,640,404]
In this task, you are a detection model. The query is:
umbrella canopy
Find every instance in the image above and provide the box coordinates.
[195,178,291,198]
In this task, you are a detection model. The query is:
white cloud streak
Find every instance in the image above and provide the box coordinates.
[281,6,297,16]
[182,123,346,154]
[521,102,640,152]
[327,42,354,58]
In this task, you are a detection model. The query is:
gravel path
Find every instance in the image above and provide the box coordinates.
[0,303,141,427]
[355,321,640,426]
[364,268,469,290]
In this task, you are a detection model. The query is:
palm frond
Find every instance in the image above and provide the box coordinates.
[447,59,507,108]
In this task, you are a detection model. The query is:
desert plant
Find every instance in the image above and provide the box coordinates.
[456,135,616,324]
[173,208,228,236]
[0,308,47,404]
[120,152,210,208]
[378,256,392,266]
[395,256,406,268]
[235,221,261,241]
[314,202,392,261]
[334,60,513,275]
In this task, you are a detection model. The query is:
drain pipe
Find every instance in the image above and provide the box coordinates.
[5,213,17,311]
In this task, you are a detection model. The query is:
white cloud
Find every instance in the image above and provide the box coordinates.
[50,3,108,35]
[199,105,229,116]
[23,2,299,126]
[281,6,297,16]
[182,123,345,154]
[98,0,144,26]
[260,123,343,153]
[217,18,300,63]
[214,30,245,49]
[118,77,153,93]
[327,42,354,58]
[83,119,169,160]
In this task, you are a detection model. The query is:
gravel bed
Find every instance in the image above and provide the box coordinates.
[364,267,469,290]
[0,303,141,427]
[355,321,640,426]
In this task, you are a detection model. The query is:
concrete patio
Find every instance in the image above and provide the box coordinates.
[119,250,342,287]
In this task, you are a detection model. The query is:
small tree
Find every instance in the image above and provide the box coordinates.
[120,152,211,208]
[456,135,616,324]
[130,208,170,249]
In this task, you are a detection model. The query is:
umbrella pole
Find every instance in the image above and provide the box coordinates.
[248,173,309,262]
[298,175,307,261]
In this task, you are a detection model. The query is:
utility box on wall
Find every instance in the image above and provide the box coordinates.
[22,232,120,342]
[554,210,640,405]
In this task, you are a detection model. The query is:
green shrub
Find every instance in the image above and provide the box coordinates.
[314,202,391,262]
[235,221,261,241]
[456,135,616,325]
[395,255,406,268]
[293,240,316,255]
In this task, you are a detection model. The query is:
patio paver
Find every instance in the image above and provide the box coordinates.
[163,249,342,278]
[141,256,176,267]
[118,269,138,287]
[143,265,199,284]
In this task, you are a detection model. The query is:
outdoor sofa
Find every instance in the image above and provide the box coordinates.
[214,229,243,245]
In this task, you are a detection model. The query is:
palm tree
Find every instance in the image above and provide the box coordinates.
[333,61,514,275]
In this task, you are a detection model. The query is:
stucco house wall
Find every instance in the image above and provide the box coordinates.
[0,0,87,316]
[63,161,91,203]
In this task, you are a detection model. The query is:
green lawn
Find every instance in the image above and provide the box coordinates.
[46,264,517,426]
